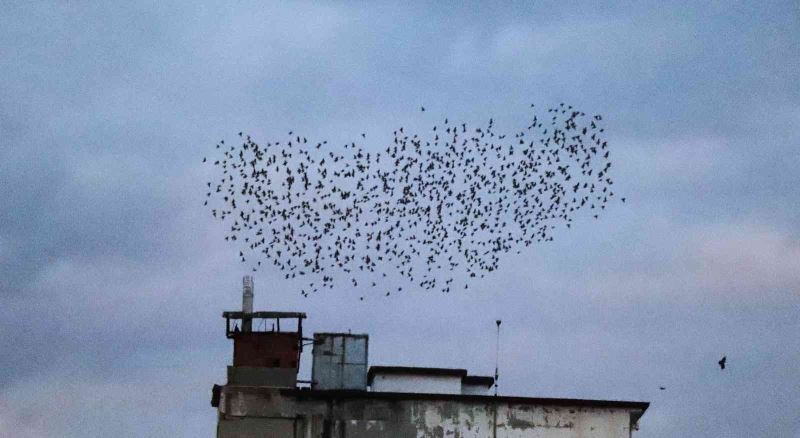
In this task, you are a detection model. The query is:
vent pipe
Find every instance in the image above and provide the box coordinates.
[242,276,254,331]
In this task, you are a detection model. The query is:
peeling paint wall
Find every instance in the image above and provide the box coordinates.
[216,389,640,438]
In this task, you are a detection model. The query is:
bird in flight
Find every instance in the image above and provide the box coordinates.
[202,103,621,298]
[718,356,726,370]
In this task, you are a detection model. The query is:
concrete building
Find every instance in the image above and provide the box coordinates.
[212,279,648,437]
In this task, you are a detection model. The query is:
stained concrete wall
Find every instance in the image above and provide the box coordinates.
[227,366,297,387]
[217,417,298,438]
[216,388,642,438]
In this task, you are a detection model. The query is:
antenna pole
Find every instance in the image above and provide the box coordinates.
[242,276,254,332]
[495,319,501,396]
[492,319,502,438]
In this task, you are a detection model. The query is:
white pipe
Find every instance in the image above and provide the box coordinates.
[242,276,254,331]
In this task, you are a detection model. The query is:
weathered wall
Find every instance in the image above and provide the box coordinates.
[217,388,641,438]
[371,374,463,395]
[217,417,298,438]
[227,366,297,387]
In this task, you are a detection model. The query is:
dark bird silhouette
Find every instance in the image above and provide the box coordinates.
[202,103,621,298]
[718,356,726,370]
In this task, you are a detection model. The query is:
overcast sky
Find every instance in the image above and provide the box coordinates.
[1,2,799,437]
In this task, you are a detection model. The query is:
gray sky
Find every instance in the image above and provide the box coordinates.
[1,2,799,437]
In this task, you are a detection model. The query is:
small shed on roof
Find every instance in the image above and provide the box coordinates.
[368,366,494,395]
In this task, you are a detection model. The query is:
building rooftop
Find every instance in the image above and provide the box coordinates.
[278,388,649,423]
[215,280,649,435]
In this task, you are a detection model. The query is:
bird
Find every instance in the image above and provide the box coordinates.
[659,386,666,390]
[202,103,620,299]
[718,356,726,370]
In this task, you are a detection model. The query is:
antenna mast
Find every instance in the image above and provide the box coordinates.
[242,276,254,332]
[495,319,501,396]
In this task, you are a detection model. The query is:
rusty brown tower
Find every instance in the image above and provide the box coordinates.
[219,277,306,388]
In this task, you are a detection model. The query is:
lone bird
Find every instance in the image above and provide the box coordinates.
[718,356,726,370]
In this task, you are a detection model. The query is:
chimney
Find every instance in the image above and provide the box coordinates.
[242,276,254,331]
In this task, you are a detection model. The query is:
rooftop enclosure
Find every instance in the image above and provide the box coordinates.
[370,370,462,394]
[368,366,495,395]
[312,333,369,391]
[223,311,306,388]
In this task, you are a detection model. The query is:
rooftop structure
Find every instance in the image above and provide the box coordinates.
[211,278,648,437]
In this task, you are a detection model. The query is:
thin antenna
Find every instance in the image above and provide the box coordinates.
[495,319,502,396]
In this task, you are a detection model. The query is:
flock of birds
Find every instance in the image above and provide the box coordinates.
[202,103,731,391]
[203,104,622,298]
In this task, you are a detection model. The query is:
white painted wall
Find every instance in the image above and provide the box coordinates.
[370,373,462,394]
[408,402,636,438]
[461,383,491,395]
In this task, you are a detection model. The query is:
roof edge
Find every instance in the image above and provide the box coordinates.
[314,332,369,338]
[281,388,650,412]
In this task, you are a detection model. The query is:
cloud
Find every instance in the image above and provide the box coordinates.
[1,2,799,437]
[447,14,694,82]
[0,363,219,438]
[570,219,800,307]
[618,137,742,186]
[686,222,800,300]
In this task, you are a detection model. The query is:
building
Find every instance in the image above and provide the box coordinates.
[211,278,648,437]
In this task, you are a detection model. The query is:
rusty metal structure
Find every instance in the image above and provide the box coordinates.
[311,332,369,391]
[224,311,305,367]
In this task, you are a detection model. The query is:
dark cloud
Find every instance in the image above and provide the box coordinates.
[1,2,798,437]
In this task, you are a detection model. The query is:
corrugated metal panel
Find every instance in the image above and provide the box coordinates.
[312,333,368,390]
